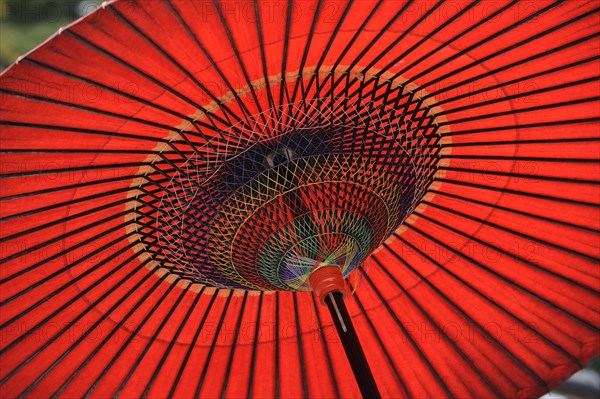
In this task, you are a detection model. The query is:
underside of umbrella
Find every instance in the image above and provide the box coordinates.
[1,0,599,398]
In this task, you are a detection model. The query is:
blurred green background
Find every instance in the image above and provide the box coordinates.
[1,0,101,70]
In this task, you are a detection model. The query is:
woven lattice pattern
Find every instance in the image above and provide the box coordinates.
[132,72,442,290]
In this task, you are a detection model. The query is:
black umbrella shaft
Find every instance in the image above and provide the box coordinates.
[324,292,381,399]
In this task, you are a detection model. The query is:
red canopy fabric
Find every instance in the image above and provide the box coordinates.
[1,0,599,398]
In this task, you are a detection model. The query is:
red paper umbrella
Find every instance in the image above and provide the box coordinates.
[1,0,599,398]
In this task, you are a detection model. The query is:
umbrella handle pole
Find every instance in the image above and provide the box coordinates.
[324,291,382,399]
[310,266,381,399]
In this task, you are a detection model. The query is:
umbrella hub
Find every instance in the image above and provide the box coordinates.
[129,70,444,291]
[309,265,347,304]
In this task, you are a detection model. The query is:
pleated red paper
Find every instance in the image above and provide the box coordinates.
[1,1,599,398]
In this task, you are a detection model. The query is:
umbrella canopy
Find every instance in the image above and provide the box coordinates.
[1,0,599,398]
